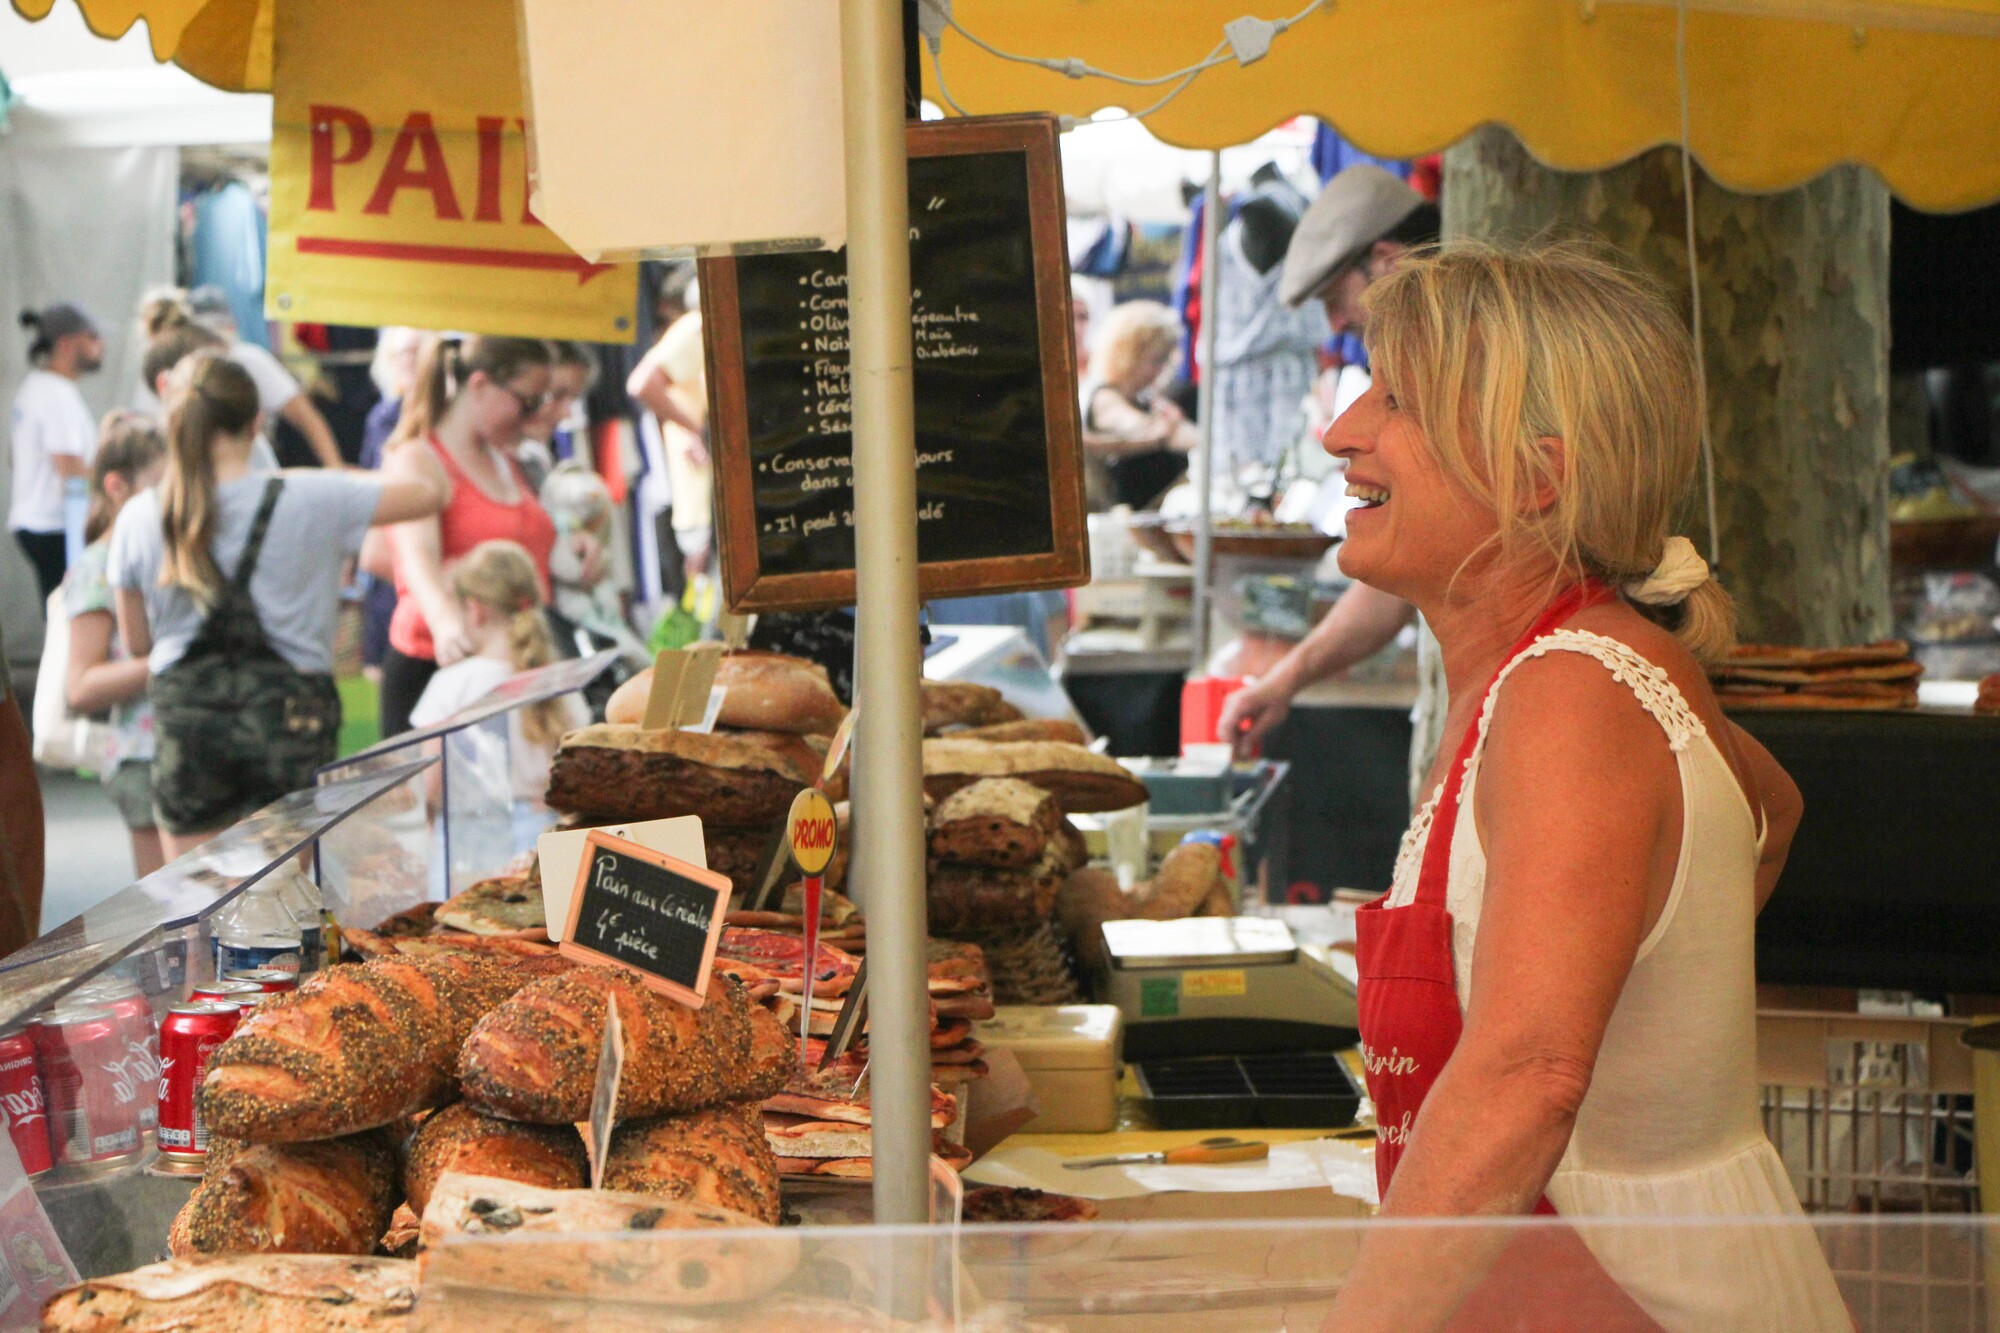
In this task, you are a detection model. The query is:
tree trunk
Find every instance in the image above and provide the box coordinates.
[1441,126,1891,647]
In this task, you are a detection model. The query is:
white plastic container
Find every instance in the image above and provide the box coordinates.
[976,1005,1124,1134]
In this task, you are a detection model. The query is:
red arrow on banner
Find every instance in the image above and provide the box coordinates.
[295,235,614,285]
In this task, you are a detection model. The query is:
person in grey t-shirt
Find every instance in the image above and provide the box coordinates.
[108,352,442,856]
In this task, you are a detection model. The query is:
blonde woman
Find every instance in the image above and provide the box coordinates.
[1081,300,1196,510]
[1326,245,1847,1330]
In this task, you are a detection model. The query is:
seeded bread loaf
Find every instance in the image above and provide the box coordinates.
[402,1100,587,1215]
[546,725,822,824]
[42,1257,418,1333]
[458,967,792,1124]
[200,956,556,1142]
[602,1102,783,1224]
[922,739,1149,813]
[927,778,1059,869]
[169,1130,399,1257]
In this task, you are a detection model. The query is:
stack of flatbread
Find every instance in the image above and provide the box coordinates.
[1710,640,1922,711]
[762,1049,972,1180]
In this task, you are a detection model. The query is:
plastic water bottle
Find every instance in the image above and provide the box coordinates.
[213,879,304,978]
[270,866,332,976]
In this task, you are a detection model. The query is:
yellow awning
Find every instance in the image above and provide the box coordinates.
[925,0,2000,212]
[11,0,272,92]
[18,0,2000,210]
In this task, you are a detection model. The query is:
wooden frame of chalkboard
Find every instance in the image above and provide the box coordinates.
[557,830,731,1007]
[700,114,1087,613]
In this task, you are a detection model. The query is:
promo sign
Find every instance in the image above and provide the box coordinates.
[265,0,637,340]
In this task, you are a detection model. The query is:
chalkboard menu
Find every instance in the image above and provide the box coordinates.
[701,115,1087,612]
[557,831,730,1006]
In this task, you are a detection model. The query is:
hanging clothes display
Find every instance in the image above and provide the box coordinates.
[1211,220,1328,472]
[191,179,269,349]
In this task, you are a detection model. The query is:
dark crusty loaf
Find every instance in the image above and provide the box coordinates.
[459,967,792,1124]
[602,1102,783,1224]
[546,724,822,824]
[927,777,1059,869]
[928,839,1072,935]
[704,821,780,890]
[42,1257,417,1332]
[200,955,556,1142]
[170,1130,398,1257]
[922,739,1148,813]
[921,680,1024,733]
[402,1100,587,1215]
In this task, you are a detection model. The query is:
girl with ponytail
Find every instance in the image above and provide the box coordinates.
[108,351,444,855]
[376,335,560,739]
[408,539,585,846]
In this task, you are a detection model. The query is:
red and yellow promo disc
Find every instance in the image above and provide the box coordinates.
[786,788,838,877]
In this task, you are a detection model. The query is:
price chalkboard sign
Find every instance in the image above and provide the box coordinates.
[557,830,730,1007]
[700,114,1087,612]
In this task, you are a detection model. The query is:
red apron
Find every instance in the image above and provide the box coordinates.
[1354,582,1664,1331]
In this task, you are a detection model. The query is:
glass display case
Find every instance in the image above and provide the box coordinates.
[318,650,616,898]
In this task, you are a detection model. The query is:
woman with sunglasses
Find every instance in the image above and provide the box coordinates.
[374,334,558,737]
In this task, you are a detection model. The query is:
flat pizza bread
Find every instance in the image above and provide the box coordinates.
[435,874,548,939]
[1721,690,1919,712]
[764,1055,956,1128]
[962,1186,1099,1224]
[1710,659,1922,686]
[718,928,860,996]
[1720,640,1911,670]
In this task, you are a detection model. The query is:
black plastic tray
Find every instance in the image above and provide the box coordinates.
[1133,1050,1363,1130]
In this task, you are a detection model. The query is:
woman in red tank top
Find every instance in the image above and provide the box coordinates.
[377,335,559,737]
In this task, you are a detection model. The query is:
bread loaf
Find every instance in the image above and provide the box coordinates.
[921,680,1023,733]
[547,724,820,824]
[927,840,1070,935]
[704,822,778,889]
[42,1257,417,1333]
[459,967,791,1124]
[1135,841,1222,920]
[607,651,846,735]
[956,718,1090,745]
[602,1103,783,1224]
[170,1130,398,1257]
[923,739,1148,813]
[201,956,554,1142]
[927,778,1059,869]
[402,1100,587,1215]
[1055,867,1132,974]
[416,1173,790,1308]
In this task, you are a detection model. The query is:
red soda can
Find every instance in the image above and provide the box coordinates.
[78,982,161,1136]
[34,1007,142,1169]
[221,969,298,996]
[156,1002,240,1161]
[0,1029,52,1176]
[190,979,264,1008]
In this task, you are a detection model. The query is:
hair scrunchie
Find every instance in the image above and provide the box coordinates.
[1623,535,1710,606]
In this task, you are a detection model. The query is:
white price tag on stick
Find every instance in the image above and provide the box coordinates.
[587,995,625,1190]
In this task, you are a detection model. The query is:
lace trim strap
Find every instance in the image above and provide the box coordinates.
[1457,631,1706,807]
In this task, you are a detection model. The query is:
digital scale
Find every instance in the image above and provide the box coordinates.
[1099,916,1357,1062]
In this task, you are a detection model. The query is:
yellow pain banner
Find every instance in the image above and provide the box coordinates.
[265,0,637,340]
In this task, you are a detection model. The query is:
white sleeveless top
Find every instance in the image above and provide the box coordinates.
[1385,630,1850,1333]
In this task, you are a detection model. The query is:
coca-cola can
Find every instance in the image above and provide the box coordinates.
[190,979,265,1009]
[33,1007,142,1170]
[0,1029,52,1176]
[156,1002,240,1162]
[77,983,161,1136]
[221,969,298,996]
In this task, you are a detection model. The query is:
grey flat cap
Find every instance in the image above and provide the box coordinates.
[1278,164,1425,308]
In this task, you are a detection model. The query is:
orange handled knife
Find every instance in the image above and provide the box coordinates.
[1063,1137,1270,1170]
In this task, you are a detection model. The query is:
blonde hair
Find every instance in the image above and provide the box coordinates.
[87,413,166,544]
[159,351,261,607]
[450,540,569,749]
[1364,241,1735,660]
[1092,301,1180,390]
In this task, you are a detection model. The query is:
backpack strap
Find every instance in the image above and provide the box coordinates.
[232,478,285,592]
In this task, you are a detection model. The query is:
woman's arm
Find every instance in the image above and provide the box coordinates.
[381,444,470,665]
[1326,654,1679,1331]
[1082,387,1170,460]
[626,350,703,437]
[280,394,347,471]
[65,610,149,715]
[1725,720,1802,912]
[114,589,154,664]
[369,471,447,526]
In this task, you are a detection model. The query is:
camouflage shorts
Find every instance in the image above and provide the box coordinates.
[151,667,341,836]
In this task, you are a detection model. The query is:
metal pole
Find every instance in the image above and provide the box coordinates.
[840,0,930,1227]
[1189,151,1223,676]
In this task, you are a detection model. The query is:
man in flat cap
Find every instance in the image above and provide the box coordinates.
[1221,165,1447,811]
[10,303,104,599]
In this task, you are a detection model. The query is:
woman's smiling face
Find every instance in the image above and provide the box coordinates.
[1325,377,1501,605]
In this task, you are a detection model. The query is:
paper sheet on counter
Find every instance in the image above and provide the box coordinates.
[965,1140,1379,1205]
